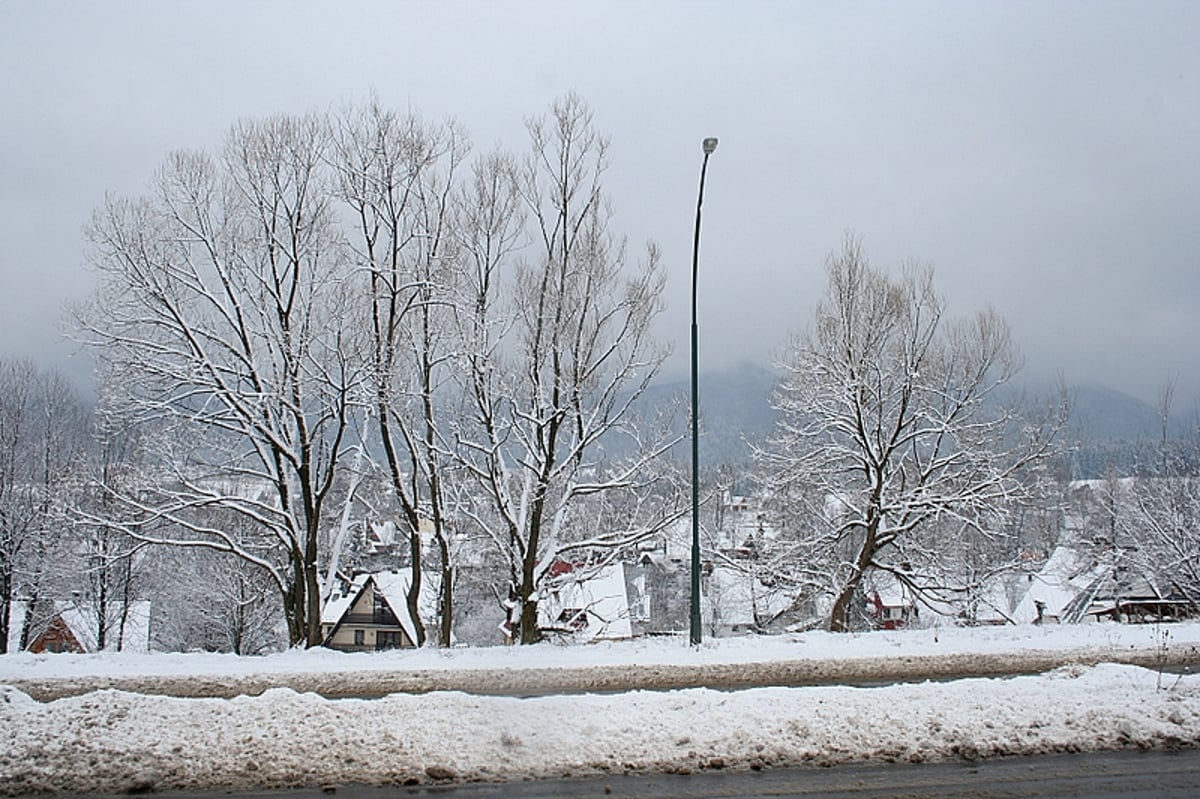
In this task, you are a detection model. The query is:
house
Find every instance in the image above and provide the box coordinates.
[7,599,152,653]
[702,564,798,635]
[321,571,431,652]
[29,614,86,653]
[1008,545,1138,624]
[1065,570,1195,623]
[713,492,778,560]
[1002,541,1197,625]
[625,552,690,636]
[959,570,1027,626]
[537,562,633,641]
[1005,545,1108,624]
[865,574,920,630]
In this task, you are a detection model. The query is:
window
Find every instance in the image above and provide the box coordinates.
[557,609,589,631]
[376,631,404,650]
[353,629,365,647]
[373,593,399,625]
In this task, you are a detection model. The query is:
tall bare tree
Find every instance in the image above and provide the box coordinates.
[757,236,1067,631]
[455,94,680,644]
[1126,385,1200,604]
[76,114,360,647]
[71,395,153,652]
[335,101,471,647]
[0,361,90,652]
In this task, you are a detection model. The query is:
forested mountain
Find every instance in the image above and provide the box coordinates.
[645,365,1196,478]
[637,361,778,467]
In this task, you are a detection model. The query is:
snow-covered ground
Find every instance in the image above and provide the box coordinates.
[3,622,1200,795]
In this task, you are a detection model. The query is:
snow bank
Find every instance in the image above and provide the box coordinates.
[3,623,1199,794]
[2,664,1199,795]
[4,618,1197,681]
[3,620,1198,701]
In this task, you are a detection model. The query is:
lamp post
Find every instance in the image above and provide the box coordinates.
[690,136,718,646]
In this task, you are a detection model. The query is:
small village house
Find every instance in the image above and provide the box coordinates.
[7,599,152,653]
[535,561,633,642]
[321,572,428,652]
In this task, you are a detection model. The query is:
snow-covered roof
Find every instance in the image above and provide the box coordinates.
[322,570,438,645]
[367,520,399,551]
[319,591,356,627]
[968,572,1025,624]
[703,566,794,627]
[539,563,632,640]
[59,601,152,653]
[373,571,438,641]
[7,600,151,653]
[1011,546,1108,624]
[866,572,918,608]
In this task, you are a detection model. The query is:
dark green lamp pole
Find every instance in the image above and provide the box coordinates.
[690,136,718,646]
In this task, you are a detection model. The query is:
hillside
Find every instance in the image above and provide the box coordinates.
[641,365,1195,477]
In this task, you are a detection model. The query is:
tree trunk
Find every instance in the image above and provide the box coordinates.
[284,553,307,648]
[407,529,425,647]
[829,577,862,633]
[0,572,10,655]
[438,544,453,648]
[829,523,878,632]
[518,587,541,645]
[518,490,548,645]
[96,569,108,652]
[19,588,38,652]
[118,552,133,652]
[305,556,322,647]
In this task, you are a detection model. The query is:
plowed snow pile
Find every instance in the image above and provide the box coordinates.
[2,623,1200,794]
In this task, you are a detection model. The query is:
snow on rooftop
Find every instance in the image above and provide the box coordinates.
[539,563,632,640]
[371,570,432,645]
[1012,545,1108,623]
[704,565,793,625]
[59,601,152,654]
[319,591,355,627]
[320,570,439,645]
[6,600,151,654]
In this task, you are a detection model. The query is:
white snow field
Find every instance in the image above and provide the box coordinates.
[2,622,1199,795]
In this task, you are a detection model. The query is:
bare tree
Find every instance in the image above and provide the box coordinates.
[70,397,153,652]
[756,236,1067,631]
[335,101,469,646]
[148,532,284,654]
[0,359,39,653]
[75,113,361,647]
[0,360,90,652]
[455,94,680,644]
[1125,385,1200,604]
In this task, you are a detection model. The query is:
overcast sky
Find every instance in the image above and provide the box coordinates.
[1,1,1197,407]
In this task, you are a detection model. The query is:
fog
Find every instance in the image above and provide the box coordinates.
[1,1,1196,406]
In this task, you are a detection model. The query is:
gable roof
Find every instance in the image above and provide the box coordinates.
[7,600,152,653]
[702,565,796,628]
[61,601,152,653]
[1011,546,1109,623]
[321,571,432,646]
[539,563,632,640]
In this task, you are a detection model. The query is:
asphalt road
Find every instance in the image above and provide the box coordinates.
[126,750,1200,799]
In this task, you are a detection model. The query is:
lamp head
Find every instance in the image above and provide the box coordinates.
[702,137,718,155]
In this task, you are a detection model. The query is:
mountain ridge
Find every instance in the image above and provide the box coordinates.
[641,362,1194,475]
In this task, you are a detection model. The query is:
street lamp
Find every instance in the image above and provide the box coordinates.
[690,136,718,646]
